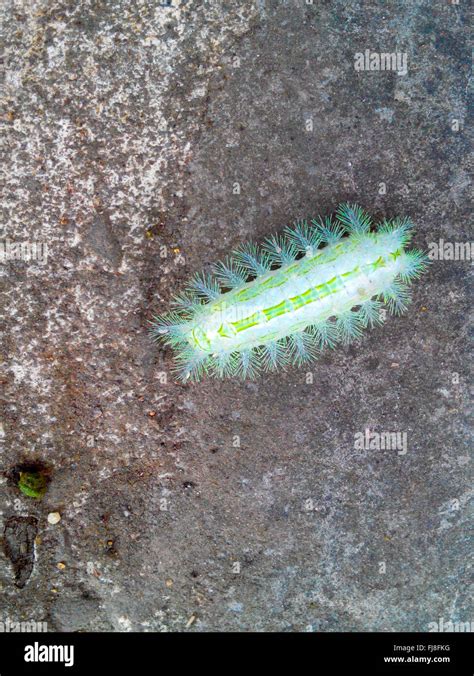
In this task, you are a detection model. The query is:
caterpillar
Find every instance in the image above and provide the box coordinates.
[151,204,429,382]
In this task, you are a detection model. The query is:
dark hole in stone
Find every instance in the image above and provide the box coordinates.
[6,460,52,499]
[3,516,39,588]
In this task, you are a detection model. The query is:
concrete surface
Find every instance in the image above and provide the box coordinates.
[1,0,472,631]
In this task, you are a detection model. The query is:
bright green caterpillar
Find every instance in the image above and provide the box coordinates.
[152,204,429,382]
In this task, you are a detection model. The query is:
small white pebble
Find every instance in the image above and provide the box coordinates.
[47,512,61,525]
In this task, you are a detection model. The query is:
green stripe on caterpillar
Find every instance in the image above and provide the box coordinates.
[151,204,430,382]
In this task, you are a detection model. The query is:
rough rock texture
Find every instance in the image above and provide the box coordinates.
[1,0,471,631]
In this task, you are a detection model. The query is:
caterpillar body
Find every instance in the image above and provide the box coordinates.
[152,204,429,382]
